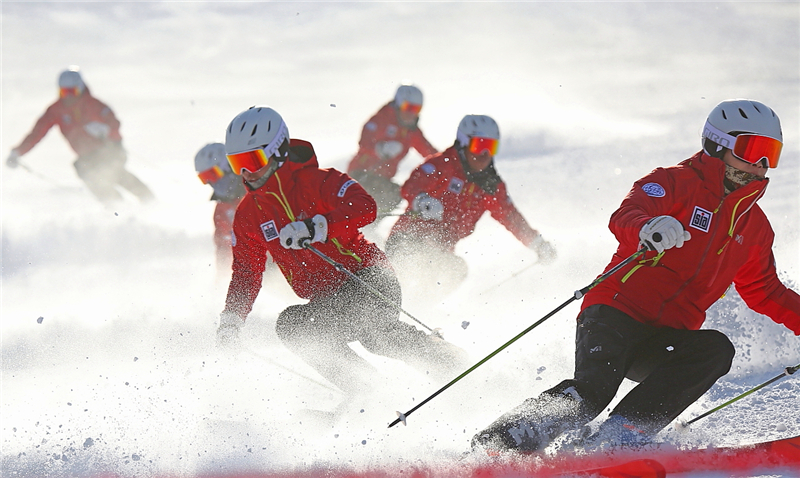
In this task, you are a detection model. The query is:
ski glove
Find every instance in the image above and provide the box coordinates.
[639,215,691,253]
[375,140,403,161]
[84,121,111,139]
[279,214,328,250]
[217,311,244,349]
[411,193,444,221]
[530,235,557,264]
[6,149,20,169]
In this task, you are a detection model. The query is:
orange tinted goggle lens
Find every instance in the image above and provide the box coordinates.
[399,101,422,114]
[468,137,499,156]
[227,148,269,175]
[59,87,81,98]
[197,165,224,184]
[733,134,782,168]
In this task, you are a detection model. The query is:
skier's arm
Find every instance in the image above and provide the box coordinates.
[12,104,60,156]
[410,128,437,159]
[223,218,269,320]
[734,231,800,335]
[357,107,389,154]
[400,158,445,204]
[486,182,540,246]
[609,168,677,250]
[316,170,377,238]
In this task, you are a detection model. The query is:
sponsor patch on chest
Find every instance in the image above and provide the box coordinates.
[260,220,279,241]
[448,177,464,194]
[689,206,713,233]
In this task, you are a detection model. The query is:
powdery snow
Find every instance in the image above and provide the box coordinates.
[2,3,798,478]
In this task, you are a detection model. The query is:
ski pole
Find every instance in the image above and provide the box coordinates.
[678,362,799,429]
[17,163,75,189]
[302,242,441,337]
[389,246,647,428]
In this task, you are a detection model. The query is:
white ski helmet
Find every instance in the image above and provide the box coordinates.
[58,66,85,93]
[456,114,500,149]
[225,105,290,160]
[194,142,230,174]
[394,84,423,107]
[702,99,782,163]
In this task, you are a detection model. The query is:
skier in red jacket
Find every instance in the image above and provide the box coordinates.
[346,84,438,216]
[194,142,246,275]
[385,114,556,297]
[6,66,153,204]
[217,106,468,396]
[473,99,800,453]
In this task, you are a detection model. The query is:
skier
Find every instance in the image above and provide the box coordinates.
[472,99,800,453]
[195,142,246,274]
[385,114,556,297]
[5,66,153,204]
[217,106,469,396]
[346,83,438,216]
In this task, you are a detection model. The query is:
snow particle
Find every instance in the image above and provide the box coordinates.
[461,321,470,329]
[361,440,366,445]
[37,317,44,324]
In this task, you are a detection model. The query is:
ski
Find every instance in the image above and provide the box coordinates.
[564,459,666,477]
[470,434,799,477]
[656,433,800,474]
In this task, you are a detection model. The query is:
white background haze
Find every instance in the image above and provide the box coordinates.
[2,3,799,477]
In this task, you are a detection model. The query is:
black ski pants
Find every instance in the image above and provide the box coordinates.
[551,304,735,434]
[275,266,468,396]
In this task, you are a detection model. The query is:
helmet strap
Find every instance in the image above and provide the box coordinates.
[702,138,727,159]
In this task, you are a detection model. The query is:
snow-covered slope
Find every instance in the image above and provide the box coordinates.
[2,3,798,477]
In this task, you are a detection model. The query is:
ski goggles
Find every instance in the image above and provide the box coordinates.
[59,87,82,98]
[398,101,422,114]
[468,136,499,156]
[703,120,782,168]
[226,147,270,175]
[197,165,224,184]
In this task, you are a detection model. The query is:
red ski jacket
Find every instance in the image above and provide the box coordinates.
[13,88,123,157]
[389,145,540,251]
[346,102,437,179]
[224,139,390,319]
[583,151,800,334]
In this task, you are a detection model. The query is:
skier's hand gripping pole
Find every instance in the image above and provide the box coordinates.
[301,241,441,338]
[677,362,799,430]
[387,246,647,428]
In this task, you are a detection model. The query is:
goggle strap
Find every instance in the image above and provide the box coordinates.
[702,120,737,150]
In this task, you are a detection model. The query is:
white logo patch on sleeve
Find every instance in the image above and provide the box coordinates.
[260,220,279,241]
[338,179,356,197]
[642,182,666,197]
[689,206,713,233]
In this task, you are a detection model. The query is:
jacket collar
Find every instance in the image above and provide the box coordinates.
[687,151,769,203]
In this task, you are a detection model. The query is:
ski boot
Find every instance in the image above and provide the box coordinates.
[579,414,652,453]
[472,386,589,454]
